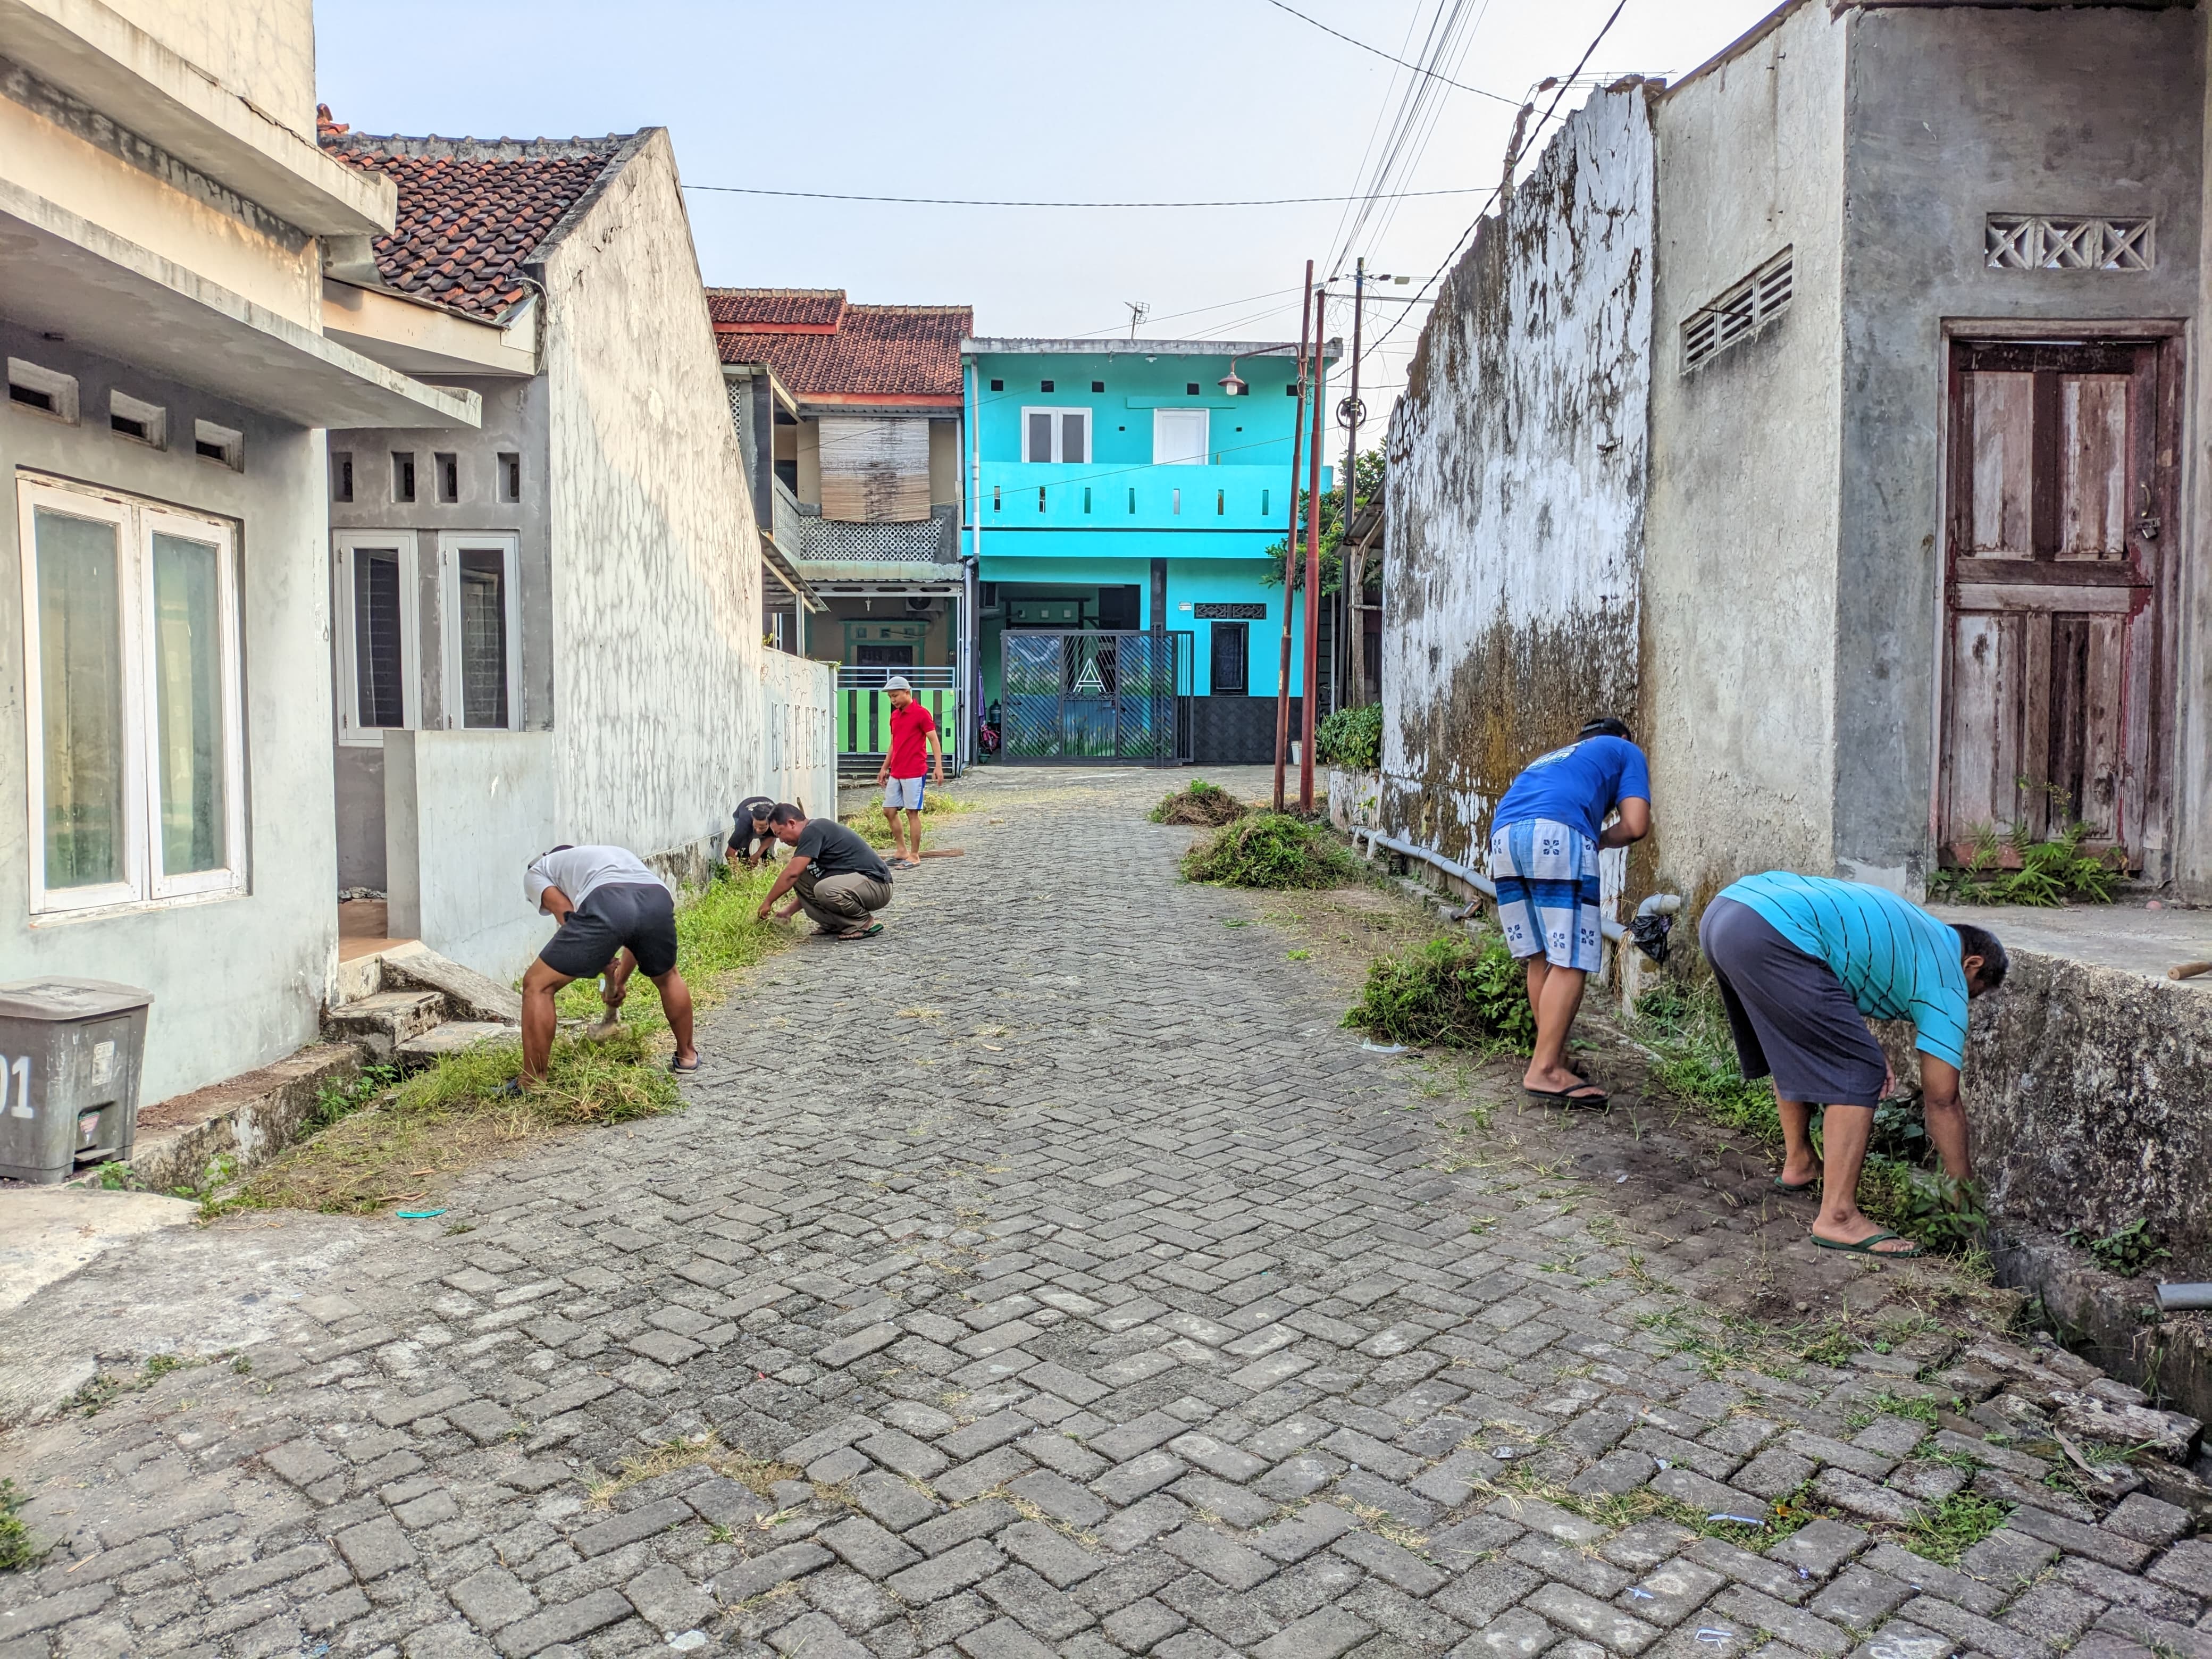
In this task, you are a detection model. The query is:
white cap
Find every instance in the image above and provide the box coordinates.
[884,674,912,691]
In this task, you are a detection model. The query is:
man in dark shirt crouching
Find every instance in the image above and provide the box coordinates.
[755,803,893,940]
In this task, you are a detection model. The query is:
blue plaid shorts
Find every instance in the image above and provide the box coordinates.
[1488,818,1604,972]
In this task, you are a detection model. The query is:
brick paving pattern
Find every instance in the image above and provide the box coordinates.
[3,768,2207,1659]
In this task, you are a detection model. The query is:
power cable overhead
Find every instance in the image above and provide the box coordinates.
[1261,0,1521,107]
[682,184,1491,209]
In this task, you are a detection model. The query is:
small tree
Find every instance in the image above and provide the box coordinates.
[1261,449,1385,594]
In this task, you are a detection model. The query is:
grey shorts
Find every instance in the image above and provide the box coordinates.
[1699,896,1887,1108]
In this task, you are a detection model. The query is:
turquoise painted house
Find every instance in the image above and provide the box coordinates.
[963,336,1336,764]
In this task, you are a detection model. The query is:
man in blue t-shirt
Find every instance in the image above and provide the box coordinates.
[1700,872,2007,1258]
[1487,716,1652,1107]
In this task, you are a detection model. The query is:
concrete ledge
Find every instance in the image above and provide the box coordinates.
[1993,1225,2212,1430]
[1879,944,2212,1278]
[378,941,523,1025]
[126,1044,362,1193]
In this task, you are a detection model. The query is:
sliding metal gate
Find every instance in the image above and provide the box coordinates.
[1000,630,1193,765]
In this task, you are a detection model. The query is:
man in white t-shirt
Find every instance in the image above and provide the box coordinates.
[517,844,698,1085]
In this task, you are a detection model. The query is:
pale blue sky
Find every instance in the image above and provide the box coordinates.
[314,1,1782,411]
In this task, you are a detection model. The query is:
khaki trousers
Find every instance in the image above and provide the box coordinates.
[795,869,892,933]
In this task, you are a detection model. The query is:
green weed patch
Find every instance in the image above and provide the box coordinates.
[838,793,971,851]
[1182,812,1353,890]
[1631,985,1782,1142]
[0,1478,43,1573]
[1314,704,1382,769]
[1930,820,2122,906]
[1342,934,1534,1053]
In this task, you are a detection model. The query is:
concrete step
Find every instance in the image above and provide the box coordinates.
[395,1020,517,1064]
[323,988,446,1058]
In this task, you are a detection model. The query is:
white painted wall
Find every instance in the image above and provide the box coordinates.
[1381,86,1657,865]
[384,730,557,985]
[105,0,321,142]
[539,130,770,889]
[1644,4,1850,904]
[761,650,837,820]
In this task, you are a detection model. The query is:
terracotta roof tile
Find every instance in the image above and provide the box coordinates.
[707,289,970,401]
[318,114,619,320]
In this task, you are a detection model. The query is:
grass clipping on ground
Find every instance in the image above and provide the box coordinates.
[233,867,793,1216]
[1150,778,1251,827]
[839,792,971,850]
[1182,812,1353,889]
[1343,932,1535,1053]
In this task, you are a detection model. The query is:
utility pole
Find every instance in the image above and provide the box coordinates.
[1298,284,1326,815]
[1272,262,1313,814]
[1342,257,1367,709]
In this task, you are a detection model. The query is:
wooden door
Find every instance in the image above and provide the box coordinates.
[1940,339,2176,867]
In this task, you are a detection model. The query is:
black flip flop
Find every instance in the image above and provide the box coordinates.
[668,1055,701,1074]
[1525,1084,1609,1108]
[1813,1230,1922,1258]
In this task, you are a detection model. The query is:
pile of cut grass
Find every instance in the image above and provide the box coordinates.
[1342,933,1534,1053]
[231,1025,675,1215]
[234,866,795,1216]
[1150,778,1251,827]
[1182,812,1352,890]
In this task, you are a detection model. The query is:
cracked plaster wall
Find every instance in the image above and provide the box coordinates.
[1381,85,1656,876]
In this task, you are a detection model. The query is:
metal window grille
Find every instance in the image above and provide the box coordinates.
[1682,248,1793,373]
[1985,214,2153,272]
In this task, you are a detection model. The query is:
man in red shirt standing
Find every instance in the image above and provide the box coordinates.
[877,674,945,870]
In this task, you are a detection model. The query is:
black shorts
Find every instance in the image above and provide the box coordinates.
[1699,896,1887,1109]
[540,882,680,980]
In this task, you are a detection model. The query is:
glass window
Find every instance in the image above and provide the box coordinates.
[33,507,127,891]
[152,532,228,876]
[352,548,406,727]
[457,548,509,728]
[1022,408,1088,463]
[1026,411,1053,463]
[1060,413,1087,465]
[18,477,245,914]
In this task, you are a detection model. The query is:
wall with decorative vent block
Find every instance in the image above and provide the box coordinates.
[1380,83,1657,899]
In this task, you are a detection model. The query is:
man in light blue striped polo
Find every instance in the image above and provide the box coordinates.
[1701,871,2007,1258]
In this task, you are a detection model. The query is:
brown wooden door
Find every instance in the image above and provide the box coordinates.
[1940,339,2176,867]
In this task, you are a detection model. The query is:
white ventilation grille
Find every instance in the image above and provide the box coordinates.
[1985,214,2153,272]
[1682,248,1793,373]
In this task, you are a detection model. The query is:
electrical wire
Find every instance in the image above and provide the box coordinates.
[1363,0,1632,362]
[1330,0,1486,277]
[1260,0,1521,106]
[682,183,1490,209]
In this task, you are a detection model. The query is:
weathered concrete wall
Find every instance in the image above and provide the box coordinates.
[761,648,837,819]
[541,130,768,886]
[1644,4,1849,911]
[0,326,336,1104]
[1381,85,1657,866]
[2188,48,2212,906]
[1836,8,2204,894]
[104,0,321,141]
[1879,952,2212,1277]
[329,374,549,892]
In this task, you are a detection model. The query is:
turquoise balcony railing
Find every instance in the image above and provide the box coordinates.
[977,461,1329,534]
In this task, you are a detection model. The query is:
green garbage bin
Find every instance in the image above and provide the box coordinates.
[0,978,153,1184]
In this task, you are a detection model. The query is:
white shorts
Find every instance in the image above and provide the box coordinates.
[884,776,926,811]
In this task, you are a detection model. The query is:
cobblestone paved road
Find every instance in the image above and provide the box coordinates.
[4,769,2208,1659]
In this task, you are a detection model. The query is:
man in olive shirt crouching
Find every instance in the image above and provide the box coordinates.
[756,803,893,940]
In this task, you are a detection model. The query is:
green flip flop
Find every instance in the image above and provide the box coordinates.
[1773,1175,1818,1193]
[1813,1230,1922,1258]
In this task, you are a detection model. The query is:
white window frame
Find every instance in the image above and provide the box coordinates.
[18,473,247,917]
[1021,406,1090,463]
[333,531,421,747]
[437,531,521,731]
[1152,407,1210,466]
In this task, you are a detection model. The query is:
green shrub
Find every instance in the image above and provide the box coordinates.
[2063,1216,2171,1278]
[1151,778,1251,827]
[1315,705,1383,770]
[1930,820,2123,906]
[1182,812,1353,889]
[0,1477,43,1572]
[1343,935,1535,1053]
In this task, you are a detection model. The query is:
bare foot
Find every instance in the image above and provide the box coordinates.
[1811,1213,1919,1253]
[1522,1062,1591,1094]
[1778,1153,1820,1186]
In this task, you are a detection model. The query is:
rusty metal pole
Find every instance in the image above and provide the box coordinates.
[1343,257,1366,708]
[1298,287,1327,815]
[1271,262,1313,814]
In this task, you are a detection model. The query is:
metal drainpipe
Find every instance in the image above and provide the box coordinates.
[1350,825,1679,947]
